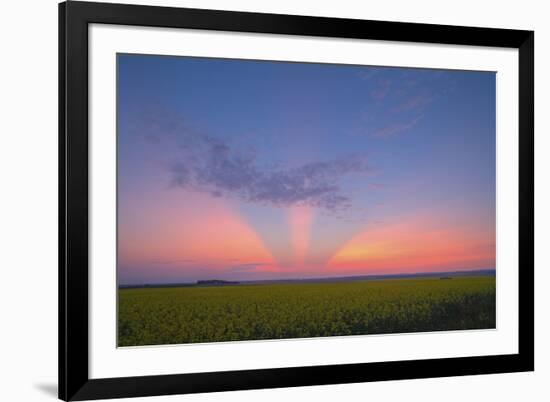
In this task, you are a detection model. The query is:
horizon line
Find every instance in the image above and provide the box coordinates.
[119,268,496,288]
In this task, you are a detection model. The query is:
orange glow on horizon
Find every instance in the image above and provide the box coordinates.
[327,215,495,274]
[118,191,277,274]
[119,190,495,280]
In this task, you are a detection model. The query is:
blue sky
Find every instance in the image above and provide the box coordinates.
[117,53,496,284]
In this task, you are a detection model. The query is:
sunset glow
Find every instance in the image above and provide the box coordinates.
[327,214,495,275]
[117,54,496,284]
[288,205,314,266]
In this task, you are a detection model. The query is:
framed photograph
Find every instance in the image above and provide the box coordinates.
[59,1,534,400]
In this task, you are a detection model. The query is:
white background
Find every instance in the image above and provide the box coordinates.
[89,23,519,379]
[0,0,546,401]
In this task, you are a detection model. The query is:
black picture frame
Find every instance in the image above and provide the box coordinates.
[59,1,534,400]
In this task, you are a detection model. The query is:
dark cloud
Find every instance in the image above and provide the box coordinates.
[225,263,271,273]
[127,108,372,212]
[146,258,196,265]
[168,134,369,211]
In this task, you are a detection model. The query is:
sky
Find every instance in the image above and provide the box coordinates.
[117,54,496,285]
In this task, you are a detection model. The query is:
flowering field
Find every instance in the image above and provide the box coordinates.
[118,276,495,347]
